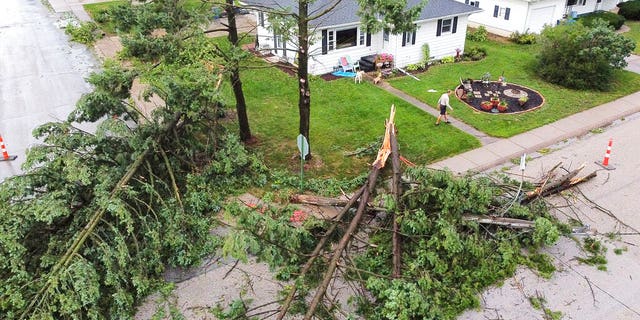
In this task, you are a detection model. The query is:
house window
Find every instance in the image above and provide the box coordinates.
[383,30,389,42]
[274,34,284,55]
[578,0,586,5]
[322,27,362,54]
[465,0,480,7]
[566,0,577,5]
[402,24,418,46]
[335,28,357,49]
[441,19,452,33]
[328,30,335,51]
[258,12,265,27]
[436,17,458,36]
[493,6,511,20]
[402,29,417,46]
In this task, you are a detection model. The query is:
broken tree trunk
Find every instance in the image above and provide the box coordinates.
[390,122,402,279]
[303,105,395,320]
[289,194,380,209]
[463,215,535,229]
[303,167,380,320]
[522,163,596,203]
[275,186,366,320]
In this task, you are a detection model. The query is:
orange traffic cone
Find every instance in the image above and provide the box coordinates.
[0,134,18,161]
[595,138,615,170]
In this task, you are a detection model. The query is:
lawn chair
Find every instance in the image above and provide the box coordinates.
[346,55,360,71]
[339,56,355,73]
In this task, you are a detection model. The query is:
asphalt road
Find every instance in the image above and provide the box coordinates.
[0,0,96,181]
[462,113,640,320]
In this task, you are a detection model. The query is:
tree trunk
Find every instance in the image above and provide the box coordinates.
[390,125,402,278]
[298,0,311,159]
[225,0,252,142]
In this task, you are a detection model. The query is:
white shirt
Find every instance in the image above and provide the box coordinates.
[438,92,452,109]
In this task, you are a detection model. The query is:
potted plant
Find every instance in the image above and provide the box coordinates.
[490,95,500,108]
[497,99,508,112]
[518,96,528,107]
[480,100,493,111]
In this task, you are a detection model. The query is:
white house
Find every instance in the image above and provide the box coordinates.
[247,0,482,75]
[457,0,627,37]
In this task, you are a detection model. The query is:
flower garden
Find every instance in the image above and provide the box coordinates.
[456,80,544,114]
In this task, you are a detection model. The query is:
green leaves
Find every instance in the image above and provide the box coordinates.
[356,0,425,34]
[352,169,562,319]
[538,20,635,90]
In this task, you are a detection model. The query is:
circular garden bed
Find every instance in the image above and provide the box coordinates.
[456,81,544,114]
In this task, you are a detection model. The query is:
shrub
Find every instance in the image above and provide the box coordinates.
[421,43,431,65]
[462,46,487,61]
[579,11,625,30]
[405,63,425,72]
[440,56,455,64]
[467,26,488,42]
[108,3,138,32]
[618,0,640,20]
[509,29,537,44]
[65,21,102,45]
[537,20,635,90]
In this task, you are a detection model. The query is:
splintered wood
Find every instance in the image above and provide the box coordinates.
[372,104,395,169]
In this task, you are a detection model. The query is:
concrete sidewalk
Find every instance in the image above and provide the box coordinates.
[47,0,104,21]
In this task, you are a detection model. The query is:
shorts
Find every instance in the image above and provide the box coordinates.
[439,105,447,115]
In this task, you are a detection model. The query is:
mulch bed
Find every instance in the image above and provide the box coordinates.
[456,81,544,114]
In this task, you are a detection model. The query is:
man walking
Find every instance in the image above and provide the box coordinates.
[436,89,453,125]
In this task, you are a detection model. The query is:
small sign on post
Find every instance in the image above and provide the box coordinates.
[296,134,309,190]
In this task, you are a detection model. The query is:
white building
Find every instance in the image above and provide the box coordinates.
[457,0,627,36]
[248,0,482,75]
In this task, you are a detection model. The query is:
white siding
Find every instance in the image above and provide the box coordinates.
[253,11,472,75]
[526,2,563,33]
[306,29,379,75]
[462,0,564,36]
[598,0,622,11]
[460,0,630,36]
[568,0,624,15]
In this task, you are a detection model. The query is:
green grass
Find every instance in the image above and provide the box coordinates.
[81,2,475,179]
[222,59,480,178]
[388,40,640,137]
[623,20,640,55]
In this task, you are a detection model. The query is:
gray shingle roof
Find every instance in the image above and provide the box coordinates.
[245,0,482,28]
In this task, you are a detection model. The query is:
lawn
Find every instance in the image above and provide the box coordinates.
[223,59,480,178]
[82,2,479,178]
[623,20,640,55]
[388,39,640,137]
